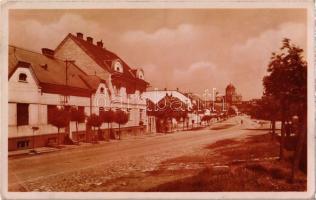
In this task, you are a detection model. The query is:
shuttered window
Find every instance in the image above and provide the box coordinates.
[47,105,57,124]
[17,103,29,126]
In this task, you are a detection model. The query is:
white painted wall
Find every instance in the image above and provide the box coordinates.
[9,36,148,140]
[9,68,147,139]
[9,67,40,104]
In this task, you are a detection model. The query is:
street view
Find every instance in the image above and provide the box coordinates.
[8,9,308,192]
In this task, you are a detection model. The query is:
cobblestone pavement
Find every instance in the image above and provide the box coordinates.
[8,116,266,191]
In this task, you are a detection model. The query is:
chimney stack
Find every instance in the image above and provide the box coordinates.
[41,48,54,58]
[87,36,93,44]
[76,32,83,39]
[97,40,103,48]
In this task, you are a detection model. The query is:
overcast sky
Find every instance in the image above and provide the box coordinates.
[9,9,307,100]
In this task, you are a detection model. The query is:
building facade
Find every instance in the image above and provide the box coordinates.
[8,32,149,151]
[144,89,203,132]
[225,83,242,105]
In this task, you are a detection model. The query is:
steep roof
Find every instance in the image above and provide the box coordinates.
[143,90,193,108]
[9,45,93,96]
[60,34,144,81]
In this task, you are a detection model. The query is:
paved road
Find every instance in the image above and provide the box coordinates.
[8,115,268,191]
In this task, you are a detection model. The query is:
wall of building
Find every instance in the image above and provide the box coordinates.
[9,68,148,150]
[54,37,109,80]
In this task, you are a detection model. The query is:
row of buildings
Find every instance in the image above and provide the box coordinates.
[8,32,242,151]
[9,32,149,151]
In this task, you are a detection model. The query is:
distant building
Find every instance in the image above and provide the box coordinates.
[143,89,202,132]
[225,83,242,105]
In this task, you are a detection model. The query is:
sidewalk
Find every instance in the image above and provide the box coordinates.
[8,120,229,158]
[8,144,82,158]
[8,132,163,158]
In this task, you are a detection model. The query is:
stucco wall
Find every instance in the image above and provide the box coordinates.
[9,67,40,104]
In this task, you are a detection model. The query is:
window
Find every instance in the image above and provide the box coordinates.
[17,140,30,149]
[74,106,85,123]
[17,103,29,126]
[137,69,144,80]
[100,87,105,94]
[127,108,131,121]
[99,107,104,115]
[78,106,85,123]
[113,60,123,73]
[47,105,57,124]
[19,73,27,82]
[139,109,143,121]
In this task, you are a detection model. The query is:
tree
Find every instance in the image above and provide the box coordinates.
[113,109,129,140]
[147,94,188,133]
[263,38,307,161]
[173,109,188,130]
[70,107,85,141]
[100,109,115,139]
[49,107,71,146]
[263,38,307,181]
[248,96,281,138]
[86,114,102,143]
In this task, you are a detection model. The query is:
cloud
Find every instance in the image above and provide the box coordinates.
[9,14,116,52]
[229,22,306,99]
[9,13,307,100]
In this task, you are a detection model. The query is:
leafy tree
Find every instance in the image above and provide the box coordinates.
[113,109,129,139]
[248,96,281,138]
[147,94,188,133]
[173,109,189,130]
[49,107,71,146]
[86,114,102,142]
[263,38,307,161]
[70,107,85,141]
[100,109,115,138]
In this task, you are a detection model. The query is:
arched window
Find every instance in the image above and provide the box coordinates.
[136,69,144,80]
[112,60,123,73]
[100,87,105,94]
[19,73,27,82]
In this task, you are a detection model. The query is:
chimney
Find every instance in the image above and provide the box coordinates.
[87,36,93,44]
[97,40,103,48]
[76,32,83,39]
[41,48,54,58]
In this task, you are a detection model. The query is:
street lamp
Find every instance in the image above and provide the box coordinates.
[30,126,39,154]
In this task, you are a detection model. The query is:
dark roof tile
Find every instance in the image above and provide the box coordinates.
[9,45,93,96]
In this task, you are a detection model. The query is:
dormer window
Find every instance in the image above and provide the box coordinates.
[19,73,27,82]
[136,69,144,80]
[100,87,105,94]
[112,60,123,73]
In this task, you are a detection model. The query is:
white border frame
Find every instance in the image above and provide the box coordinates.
[0,0,314,199]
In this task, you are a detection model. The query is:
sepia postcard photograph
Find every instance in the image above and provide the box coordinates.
[0,0,315,199]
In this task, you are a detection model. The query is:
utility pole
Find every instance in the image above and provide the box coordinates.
[212,88,216,112]
[64,60,69,105]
